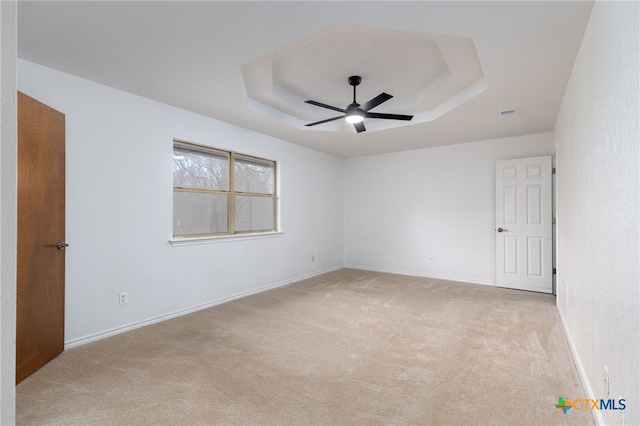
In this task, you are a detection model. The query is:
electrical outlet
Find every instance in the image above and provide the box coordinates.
[311,255,315,262]
[119,291,128,305]
[428,257,433,264]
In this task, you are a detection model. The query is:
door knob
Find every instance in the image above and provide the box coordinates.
[56,241,69,251]
[497,228,508,233]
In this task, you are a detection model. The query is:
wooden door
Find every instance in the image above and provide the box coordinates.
[495,156,553,293]
[16,92,66,383]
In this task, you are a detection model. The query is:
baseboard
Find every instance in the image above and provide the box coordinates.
[344,264,496,287]
[556,304,604,425]
[64,265,342,350]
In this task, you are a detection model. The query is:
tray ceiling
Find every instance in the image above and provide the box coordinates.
[17,1,594,158]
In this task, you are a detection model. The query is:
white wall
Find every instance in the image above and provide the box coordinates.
[0,2,17,424]
[344,133,553,284]
[17,60,344,346]
[554,1,639,425]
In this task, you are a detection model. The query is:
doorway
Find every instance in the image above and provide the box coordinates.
[495,156,553,293]
[16,92,66,383]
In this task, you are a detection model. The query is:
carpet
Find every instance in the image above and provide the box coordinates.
[16,268,594,425]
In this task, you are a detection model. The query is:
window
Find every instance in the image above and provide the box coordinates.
[173,140,277,238]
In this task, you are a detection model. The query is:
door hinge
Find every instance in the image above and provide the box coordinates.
[553,268,557,275]
[552,167,556,174]
[552,217,556,225]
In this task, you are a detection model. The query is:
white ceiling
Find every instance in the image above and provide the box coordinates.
[17,1,594,158]
[242,23,487,133]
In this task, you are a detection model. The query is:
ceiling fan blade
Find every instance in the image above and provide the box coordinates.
[359,93,393,111]
[305,100,346,113]
[354,121,366,133]
[365,112,414,121]
[305,115,344,127]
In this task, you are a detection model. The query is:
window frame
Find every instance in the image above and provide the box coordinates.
[171,139,279,243]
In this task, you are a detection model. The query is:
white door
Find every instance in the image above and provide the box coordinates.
[496,156,552,293]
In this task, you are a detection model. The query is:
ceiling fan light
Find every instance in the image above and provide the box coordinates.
[345,112,364,124]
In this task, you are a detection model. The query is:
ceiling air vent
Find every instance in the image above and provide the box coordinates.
[499,108,519,117]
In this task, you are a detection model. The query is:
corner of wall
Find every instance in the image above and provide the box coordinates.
[0,1,17,424]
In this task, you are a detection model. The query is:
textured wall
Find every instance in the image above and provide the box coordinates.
[554,1,639,425]
[344,133,554,284]
[17,60,345,346]
[0,1,17,424]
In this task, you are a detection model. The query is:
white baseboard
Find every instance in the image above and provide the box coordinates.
[556,304,604,425]
[64,265,342,350]
[344,264,496,287]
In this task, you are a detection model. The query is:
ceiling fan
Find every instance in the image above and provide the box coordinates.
[304,75,414,133]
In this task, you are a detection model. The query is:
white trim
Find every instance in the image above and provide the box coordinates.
[344,264,496,287]
[64,265,341,349]
[556,304,603,425]
[169,230,283,247]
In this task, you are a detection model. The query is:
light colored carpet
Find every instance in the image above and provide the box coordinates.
[17,268,594,425]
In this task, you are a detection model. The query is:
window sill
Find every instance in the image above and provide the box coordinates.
[169,231,284,247]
